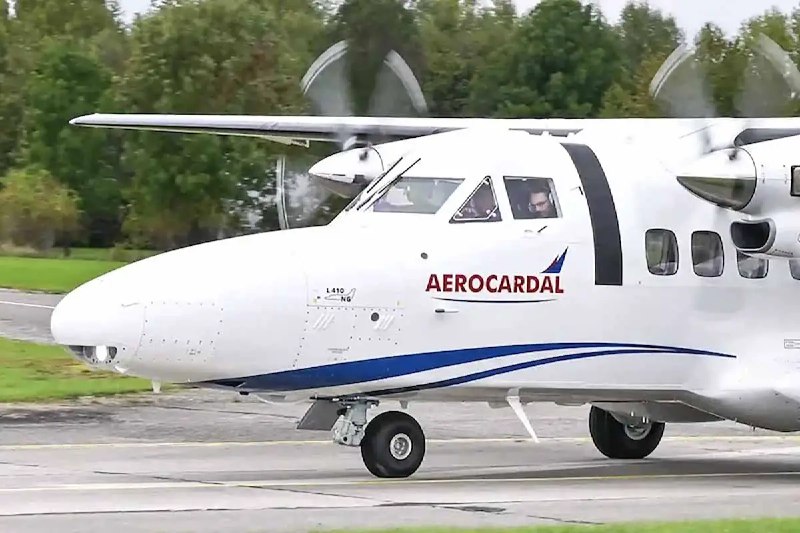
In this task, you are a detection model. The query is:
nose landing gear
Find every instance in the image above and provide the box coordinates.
[331,400,426,478]
[360,411,426,477]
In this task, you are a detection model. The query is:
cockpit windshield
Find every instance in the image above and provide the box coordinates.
[370,176,463,214]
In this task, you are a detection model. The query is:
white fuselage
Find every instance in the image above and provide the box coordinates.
[50,127,800,433]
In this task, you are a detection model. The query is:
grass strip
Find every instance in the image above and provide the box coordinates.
[0,337,153,403]
[0,256,125,293]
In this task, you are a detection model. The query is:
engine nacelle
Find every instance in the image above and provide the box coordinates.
[730,214,800,259]
[676,131,800,216]
[308,145,385,188]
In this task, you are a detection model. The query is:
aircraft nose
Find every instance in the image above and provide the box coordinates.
[50,272,145,368]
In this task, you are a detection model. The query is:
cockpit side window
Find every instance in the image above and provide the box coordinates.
[450,177,502,223]
[503,177,559,219]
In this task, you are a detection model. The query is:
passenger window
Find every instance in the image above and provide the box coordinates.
[451,177,502,223]
[737,251,768,279]
[691,231,724,277]
[790,259,800,280]
[503,176,559,219]
[645,229,678,275]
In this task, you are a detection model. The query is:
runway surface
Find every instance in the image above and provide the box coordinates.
[0,289,60,344]
[1,390,800,532]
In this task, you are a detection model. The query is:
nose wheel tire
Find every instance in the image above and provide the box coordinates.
[589,405,665,459]
[360,411,425,478]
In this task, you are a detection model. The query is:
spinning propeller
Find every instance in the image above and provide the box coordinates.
[649,34,800,213]
[650,33,800,161]
[275,40,428,230]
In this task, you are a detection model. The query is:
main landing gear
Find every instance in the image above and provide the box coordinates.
[588,405,665,459]
[331,399,426,478]
[299,399,664,479]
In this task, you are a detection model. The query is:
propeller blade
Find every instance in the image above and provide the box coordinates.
[735,34,800,118]
[650,42,720,159]
[275,155,290,230]
[368,49,428,118]
[276,150,337,230]
[275,41,430,230]
[650,42,718,120]
[301,40,356,148]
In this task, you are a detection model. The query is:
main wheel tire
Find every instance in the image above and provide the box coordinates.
[589,405,665,459]
[360,411,426,478]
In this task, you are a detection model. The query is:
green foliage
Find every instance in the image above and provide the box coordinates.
[20,38,124,246]
[0,336,152,402]
[113,0,325,249]
[0,0,796,251]
[14,0,120,41]
[616,1,683,88]
[417,0,516,117]
[0,166,80,250]
[471,0,622,118]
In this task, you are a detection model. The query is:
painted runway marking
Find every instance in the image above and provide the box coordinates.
[0,434,798,450]
[2,470,800,493]
[0,300,55,310]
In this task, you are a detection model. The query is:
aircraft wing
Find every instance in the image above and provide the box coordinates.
[68,114,523,146]
[68,114,591,146]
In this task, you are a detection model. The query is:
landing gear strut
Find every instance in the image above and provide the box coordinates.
[588,405,665,459]
[331,400,426,478]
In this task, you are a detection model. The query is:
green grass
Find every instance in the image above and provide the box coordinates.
[0,245,158,262]
[331,519,800,533]
[0,256,126,293]
[0,337,154,403]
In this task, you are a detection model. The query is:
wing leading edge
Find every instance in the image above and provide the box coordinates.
[68,113,594,146]
[68,114,513,145]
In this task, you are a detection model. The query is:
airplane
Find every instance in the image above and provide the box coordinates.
[49,34,800,479]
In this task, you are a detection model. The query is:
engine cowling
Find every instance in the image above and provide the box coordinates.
[674,132,800,259]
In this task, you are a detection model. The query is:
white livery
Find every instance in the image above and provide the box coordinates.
[50,36,800,478]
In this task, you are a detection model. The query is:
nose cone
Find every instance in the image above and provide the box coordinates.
[50,268,145,369]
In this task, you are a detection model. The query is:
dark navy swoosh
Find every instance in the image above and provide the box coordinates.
[203,342,736,393]
[366,348,686,396]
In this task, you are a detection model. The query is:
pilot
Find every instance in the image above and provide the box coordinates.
[526,185,556,219]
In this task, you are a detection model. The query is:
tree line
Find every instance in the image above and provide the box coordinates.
[0,0,797,252]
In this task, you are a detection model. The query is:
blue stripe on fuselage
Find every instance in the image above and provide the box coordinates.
[204,342,735,393]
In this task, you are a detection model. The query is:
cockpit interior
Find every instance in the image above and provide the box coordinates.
[357,160,562,224]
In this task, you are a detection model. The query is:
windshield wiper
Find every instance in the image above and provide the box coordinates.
[344,157,402,212]
[355,157,422,211]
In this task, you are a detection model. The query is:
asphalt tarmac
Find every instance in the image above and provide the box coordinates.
[1,290,800,532]
[1,390,800,532]
[0,289,60,344]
